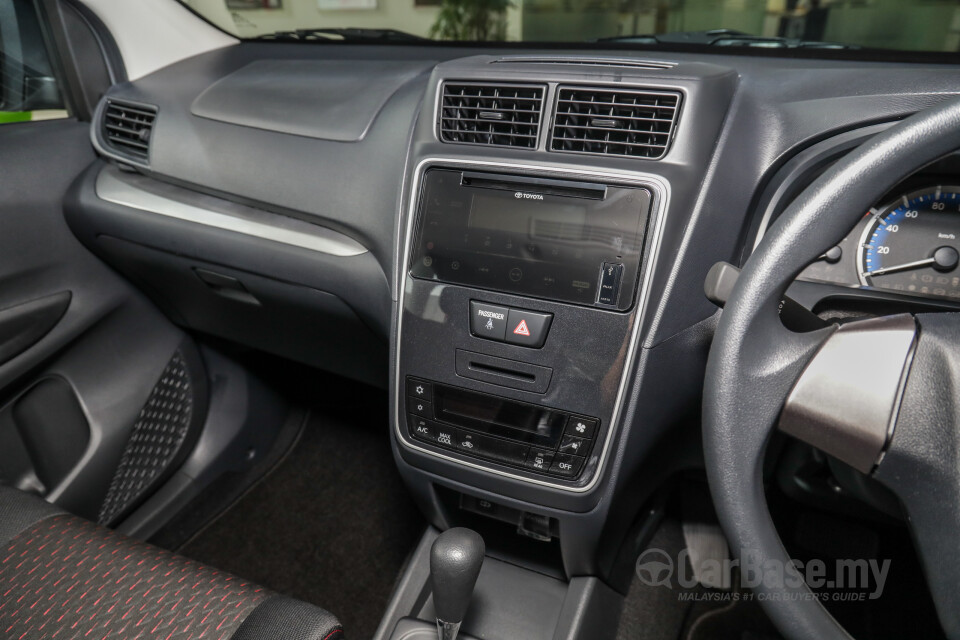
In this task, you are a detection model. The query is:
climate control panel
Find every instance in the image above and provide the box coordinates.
[405,377,598,479]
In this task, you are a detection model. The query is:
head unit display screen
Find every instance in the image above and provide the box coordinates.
[409,169,651,310]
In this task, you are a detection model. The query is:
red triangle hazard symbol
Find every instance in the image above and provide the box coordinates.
[513,319,531,336]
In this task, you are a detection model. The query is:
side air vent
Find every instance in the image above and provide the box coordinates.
[439,82,545,149]
[550,87,681,159]
[101,100,157,163]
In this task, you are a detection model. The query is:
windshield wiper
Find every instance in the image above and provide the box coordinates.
[599,29,859,50]
[256,28,428,43]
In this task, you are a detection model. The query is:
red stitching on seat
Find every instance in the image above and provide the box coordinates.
[322,627,345,640]
[0,515,271,639]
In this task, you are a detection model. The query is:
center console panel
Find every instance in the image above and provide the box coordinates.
[390,55,737,581]
[395,161,664,496]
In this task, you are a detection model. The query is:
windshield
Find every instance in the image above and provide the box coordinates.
[179,0,960,53]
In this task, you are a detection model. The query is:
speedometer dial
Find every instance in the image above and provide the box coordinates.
[858,187,960,301]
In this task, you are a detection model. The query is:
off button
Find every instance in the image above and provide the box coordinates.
[470,301,509,341]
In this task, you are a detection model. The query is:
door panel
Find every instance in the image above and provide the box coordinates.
[0,119,195,522]
[0,290,71,366]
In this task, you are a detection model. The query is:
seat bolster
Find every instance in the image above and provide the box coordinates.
[231,595,345,640]
[0,485,63,545]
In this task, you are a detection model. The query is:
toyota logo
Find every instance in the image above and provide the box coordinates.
[514,192,523,198]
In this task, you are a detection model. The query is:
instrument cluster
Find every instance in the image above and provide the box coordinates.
[798,177,960,305]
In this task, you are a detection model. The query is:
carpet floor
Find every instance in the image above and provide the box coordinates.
[179,382,424,640]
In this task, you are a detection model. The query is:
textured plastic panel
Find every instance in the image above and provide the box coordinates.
[191,59,433,142]
[12,377,90,492]
[98,346,205,525]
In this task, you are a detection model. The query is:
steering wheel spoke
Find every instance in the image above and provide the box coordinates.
[779,314,917,474]
[705,96,960,640]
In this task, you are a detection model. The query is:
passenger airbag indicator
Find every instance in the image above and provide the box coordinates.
[469,301,508,340]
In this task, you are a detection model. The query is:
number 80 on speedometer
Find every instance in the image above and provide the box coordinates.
[858,187,960,300]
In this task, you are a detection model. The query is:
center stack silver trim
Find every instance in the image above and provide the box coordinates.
[394,156,671,493]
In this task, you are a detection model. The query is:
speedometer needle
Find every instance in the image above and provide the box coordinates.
[864,257,936,277]
[865,246,960,277]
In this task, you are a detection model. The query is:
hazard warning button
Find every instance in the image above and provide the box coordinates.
[505,308,553,348]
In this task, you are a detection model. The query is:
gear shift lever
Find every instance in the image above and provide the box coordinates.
[430,528,485,640]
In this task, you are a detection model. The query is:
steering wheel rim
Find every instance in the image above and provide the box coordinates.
[703,96,960,640]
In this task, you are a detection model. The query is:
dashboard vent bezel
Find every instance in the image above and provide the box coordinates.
[549,86,682,160]
[438,82,546,150]
[100,99,158,165]
[493,57,677,70]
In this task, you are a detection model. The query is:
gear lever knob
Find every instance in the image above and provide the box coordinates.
[430,528,485,640]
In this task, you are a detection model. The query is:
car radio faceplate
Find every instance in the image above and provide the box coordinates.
[408,169,651,312]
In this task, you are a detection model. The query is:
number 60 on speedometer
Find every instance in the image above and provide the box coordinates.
[858,187,960,300]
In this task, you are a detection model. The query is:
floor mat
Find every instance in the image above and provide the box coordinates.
[616,518,692,640]
[178,378,424,640]
[615,517,781,640]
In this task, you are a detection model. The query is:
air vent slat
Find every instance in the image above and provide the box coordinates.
[100,100,157,163]
[557,99,677,110]
[105,113,155,127]
[105,105,156,118]
[550,87,681,160]
[553,124,671,136]
[106,134,150,151]
[439,82,545,149]
[441,94,543,103]
[560,109,670,122]
[104,123,149,137]
[441,117,540,126]
[440,128,538,139]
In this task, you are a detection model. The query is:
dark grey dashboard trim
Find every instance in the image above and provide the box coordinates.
[750,122,895,251]
[94,166,368,257]
[393,156,671,493]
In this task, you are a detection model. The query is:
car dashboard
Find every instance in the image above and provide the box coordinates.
[64,41,960,582]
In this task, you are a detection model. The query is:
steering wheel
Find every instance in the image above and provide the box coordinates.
[704,97,960,640]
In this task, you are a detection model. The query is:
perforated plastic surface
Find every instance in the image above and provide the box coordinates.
[98,349,198,525]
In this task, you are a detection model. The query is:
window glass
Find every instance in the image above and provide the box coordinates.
[0,0,68,124]
[180,0,960,53]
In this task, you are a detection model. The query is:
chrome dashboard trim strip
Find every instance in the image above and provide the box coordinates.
[393,156,671,493]
[95,167,368,257]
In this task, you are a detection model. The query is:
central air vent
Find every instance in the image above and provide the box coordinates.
[550,87,681,159]
[101,100,157,163]
[439,83,544,149]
